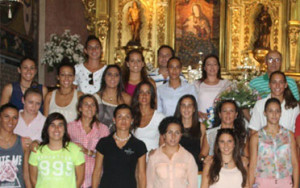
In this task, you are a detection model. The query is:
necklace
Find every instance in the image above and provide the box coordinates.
[114,133,131,142]
[224,159,233,168]
[59,89,73,96]
[0,136,13,147]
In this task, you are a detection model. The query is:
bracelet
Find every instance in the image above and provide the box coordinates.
[87,149,91,156]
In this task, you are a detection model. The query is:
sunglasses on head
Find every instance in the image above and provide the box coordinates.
[89,73,94,85]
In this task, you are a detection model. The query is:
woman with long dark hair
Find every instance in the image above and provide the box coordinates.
[147,117,198,188]
[74,35,106,94]
[44,59,83,122]
[131,81,165,154]
[194,54,230,126]
[201,129,248,188]
[249,71,299,132]
[249,98,298,187]
[92,104,147,188]
[95,64,131,132]
[29,113,85,188]
[0,57,48,112]
[174,94,206,171]
[68,94,109,188]
[203,99,248,156]
[122,49,155,96]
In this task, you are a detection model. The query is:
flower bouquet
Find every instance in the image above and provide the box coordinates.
[41,30,85,71]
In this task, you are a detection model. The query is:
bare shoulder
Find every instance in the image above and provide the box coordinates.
[2,83,13,94]
[122,92,132,105]
[77,91,84,98]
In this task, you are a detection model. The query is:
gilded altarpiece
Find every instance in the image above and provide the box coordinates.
[82,0,300,76]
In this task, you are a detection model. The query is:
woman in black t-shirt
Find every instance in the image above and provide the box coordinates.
[92,104,147,188]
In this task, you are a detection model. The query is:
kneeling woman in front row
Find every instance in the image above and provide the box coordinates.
[147,117,198,188]
[92,104,147,188]
[29,113,85,188]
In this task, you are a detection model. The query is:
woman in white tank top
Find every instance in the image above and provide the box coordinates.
[201,129,248,188]
[44,59,83,122]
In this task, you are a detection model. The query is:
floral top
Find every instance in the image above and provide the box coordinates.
[256,126,292,179]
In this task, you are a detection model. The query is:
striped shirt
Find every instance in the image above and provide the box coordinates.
[249,73,299,101]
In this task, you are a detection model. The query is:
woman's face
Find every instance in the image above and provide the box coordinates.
[79,97,97,119]
[85,39,102,60]
[180,97,195,119]
[168,59,182,80]
[58,66,75,88]
[264,102,281,125]
[127,52,144,73]
[114,108,133,132]
[219,102,238,127]
[18,59,37,82]
[105,67,120,88]
[23,93,42,116]
[48,119,65,141]
[269,73,287,98]
[218,133,235,156]
[138,84,152,106]
[204,57,219,77]
[0,108,18,133]
[164,123,182,147]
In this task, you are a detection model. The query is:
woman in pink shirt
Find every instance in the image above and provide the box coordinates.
[147,116,198,188]
[68,94,109,188]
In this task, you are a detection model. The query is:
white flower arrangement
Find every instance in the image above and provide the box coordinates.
[41,30,85,69]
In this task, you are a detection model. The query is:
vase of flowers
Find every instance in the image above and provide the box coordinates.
[41,30,85,71]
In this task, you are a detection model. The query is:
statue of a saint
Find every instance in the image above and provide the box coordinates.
[254,5,272,49]
[127,1,141,43]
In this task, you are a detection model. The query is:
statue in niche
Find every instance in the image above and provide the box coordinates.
[254,5,272,49]
[127,1,141,45]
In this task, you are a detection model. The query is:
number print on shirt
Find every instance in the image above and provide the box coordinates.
[39,161,73,176]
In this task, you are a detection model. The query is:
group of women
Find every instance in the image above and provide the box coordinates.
[0,34,300,188]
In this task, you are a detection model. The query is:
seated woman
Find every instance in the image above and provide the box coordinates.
[249,98,299,188]
[0,104,31,187]
[131,81,165,154]
[122,49,155,96]
[92,104,147,188]
[201,129,248,188]
[157,57,198,116]
[147,117,198,188]
[44,58,83,123]
[95,64,131,132]
[174,94,206,171]
[68,94,109,188]
[0,57,48,112]
[203,99,248,156]
[14,88,46,142]
[249,71,299,132]
[29,113,85,188]
[194,54,231,125]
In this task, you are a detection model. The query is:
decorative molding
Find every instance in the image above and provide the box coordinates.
[97,19,109,41]
[81,0,97,33]
[288,20,300,72]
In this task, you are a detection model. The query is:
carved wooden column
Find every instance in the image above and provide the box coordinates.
[287,20,300,72]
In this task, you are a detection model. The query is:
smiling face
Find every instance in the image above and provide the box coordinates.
[264,101,281,126]
[167,59,182,80]
[218,133,235,156]
[204,57,219,77]
[180,97,195,120]
[84,39,102,60]
[269,73,287,98]
[126,52,145,73]
[138,84,152,106]
[79,97,97,119]
[0,108,18,133]
[48,119,65,142]
[105,67,120,88]
[163,123,182,147]
[219,102,238,127]
[114,108,133,132]
[23,93,42,116]
[18,59,37,82]
[58,66,75,88]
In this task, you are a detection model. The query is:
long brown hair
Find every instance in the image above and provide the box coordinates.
[269,71,298,109]
[122,49,149,85]
[209,129,247,187]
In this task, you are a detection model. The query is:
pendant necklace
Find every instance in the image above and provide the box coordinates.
[224,159,233,168]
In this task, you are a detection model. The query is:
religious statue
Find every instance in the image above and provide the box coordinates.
[127,1,141,44]
[254,5,272,49]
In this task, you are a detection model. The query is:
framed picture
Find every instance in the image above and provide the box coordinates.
[171,0,225,68]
